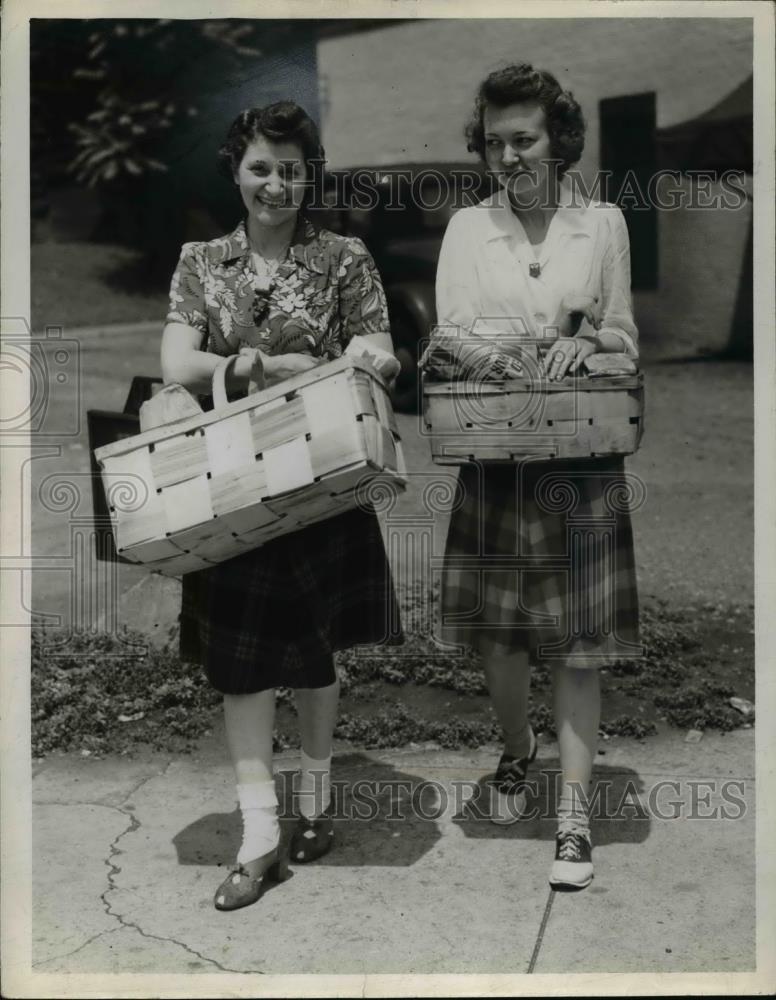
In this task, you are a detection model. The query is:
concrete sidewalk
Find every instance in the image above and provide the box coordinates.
[31,727,756,977]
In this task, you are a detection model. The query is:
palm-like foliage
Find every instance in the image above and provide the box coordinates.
[68,93,188,186]
[32,19,287,191]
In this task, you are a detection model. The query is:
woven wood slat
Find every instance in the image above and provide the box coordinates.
[150,431,209,488]
[95,357,406,576]
[423,375,644,465]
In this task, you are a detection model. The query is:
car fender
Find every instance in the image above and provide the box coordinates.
[385,281,436,347]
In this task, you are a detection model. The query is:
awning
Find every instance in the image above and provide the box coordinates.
[657,75,752,173]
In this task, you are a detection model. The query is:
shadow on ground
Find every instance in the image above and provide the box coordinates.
[452,761,651,846]
[171,755,649,875]
[172,752,444,869]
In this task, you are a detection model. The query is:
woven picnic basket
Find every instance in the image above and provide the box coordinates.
[94,355,406,577]
[423,365,645,464]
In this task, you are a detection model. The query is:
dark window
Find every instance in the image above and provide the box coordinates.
[600,92,658,291]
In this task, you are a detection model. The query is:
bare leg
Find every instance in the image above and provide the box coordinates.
[481,648,533,757]
[294,677,340,822]
[294,677,341,758]
[223,690,276,784]
[548,665,599,888]
[222,690,278,865]
[552,665,600,823]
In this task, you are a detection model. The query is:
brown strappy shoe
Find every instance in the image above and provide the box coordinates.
[213,846,290,911]
[290,811,334,863]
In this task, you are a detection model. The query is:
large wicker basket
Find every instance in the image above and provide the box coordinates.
[94,356,406,576]
[423,372,644,464]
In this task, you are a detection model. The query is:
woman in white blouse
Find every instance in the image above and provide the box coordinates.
[435,64,641,891]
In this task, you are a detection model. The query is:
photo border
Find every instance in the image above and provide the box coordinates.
[2,1,774,996]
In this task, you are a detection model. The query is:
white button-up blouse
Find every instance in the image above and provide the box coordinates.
[434,183,639,358]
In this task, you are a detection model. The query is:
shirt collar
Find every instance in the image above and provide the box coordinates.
[482,179,592,242]
[206,216,318,266]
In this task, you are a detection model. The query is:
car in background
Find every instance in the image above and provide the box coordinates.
[311,163,496,410]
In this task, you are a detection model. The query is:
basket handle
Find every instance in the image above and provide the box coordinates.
[211,352,265,412]
[211,355,240,411]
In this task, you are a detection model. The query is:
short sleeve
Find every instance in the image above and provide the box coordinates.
[337,238,390,347]
[166,243,208,337]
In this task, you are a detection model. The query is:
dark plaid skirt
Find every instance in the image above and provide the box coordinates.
[180,507,403,694]
[438,457,641,667]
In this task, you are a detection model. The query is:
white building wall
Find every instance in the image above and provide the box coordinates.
[318,18,753,356]
[318,18,752,172]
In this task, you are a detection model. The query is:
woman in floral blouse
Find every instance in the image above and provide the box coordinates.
[161,102,403,912]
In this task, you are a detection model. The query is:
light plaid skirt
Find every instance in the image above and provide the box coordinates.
[438,457,641,667]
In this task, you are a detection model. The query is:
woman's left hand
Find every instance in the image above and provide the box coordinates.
[555,293,602,338]
[239,346,268,392]
[543,337,597,381]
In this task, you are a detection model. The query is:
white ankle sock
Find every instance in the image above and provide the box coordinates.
[557,786,591,837]
[297,751,331,820]
[236,780,279,864]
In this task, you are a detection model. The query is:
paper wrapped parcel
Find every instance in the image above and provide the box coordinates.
[345,335,401,380]
[419,329,534,382]
[583,353,638,377]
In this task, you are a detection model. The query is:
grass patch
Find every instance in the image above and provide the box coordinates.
[32,241,169,331]
[31,596,754,758]
[31,630,221,756]
[334,703,501,750]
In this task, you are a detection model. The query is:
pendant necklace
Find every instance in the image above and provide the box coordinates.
[519,207,553,279]
[528,237,544,279]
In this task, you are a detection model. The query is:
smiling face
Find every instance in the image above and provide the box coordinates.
[483,101,556,207]
[233,135,307,231]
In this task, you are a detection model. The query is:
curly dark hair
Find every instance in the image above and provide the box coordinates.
[465,64,585,177]
[218,101,325,208]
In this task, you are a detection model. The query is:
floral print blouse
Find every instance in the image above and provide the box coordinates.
[166,216,390,359]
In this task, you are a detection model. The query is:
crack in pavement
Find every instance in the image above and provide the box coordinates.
[33,926,121,969]
[118,759,174,805]
[527,889,555,973]
[36,762,248,973]
[34,759,174,812]
[94,762,248,975]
